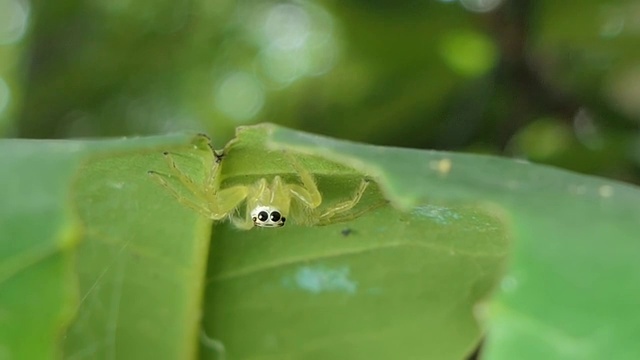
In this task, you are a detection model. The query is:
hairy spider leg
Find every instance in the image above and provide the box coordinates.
[149,151,249,220]
[317,179,370,223]
[280,152,374,226]
[205,185,250,220]
[284,151,375,225]
[316,179,390,226]
[203,142,224,193]
[159,151,209,196]
[192,132,224,163]
[316,199,387,226]
[148,170,217,219]
[285,153,322,209]
[205,140,224,163]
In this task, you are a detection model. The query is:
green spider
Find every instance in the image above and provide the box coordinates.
[147,141,374,229]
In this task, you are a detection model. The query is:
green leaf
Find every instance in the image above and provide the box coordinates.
[264,124,640,360]
[5,124,638,360]
[0,140,82,359]
[62,134,213,359]
[200,125,508,359]
[0,134,212,359]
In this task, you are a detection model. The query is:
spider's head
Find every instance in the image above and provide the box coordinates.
[251,206,286,228]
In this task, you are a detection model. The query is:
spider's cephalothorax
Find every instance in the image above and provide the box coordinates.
[148,144,373,230]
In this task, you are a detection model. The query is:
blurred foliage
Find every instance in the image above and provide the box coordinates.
[1,0,640,183]
[2,2,640,357]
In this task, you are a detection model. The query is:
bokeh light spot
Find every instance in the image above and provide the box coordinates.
[459,0,504,13]
[265,4,311,50]
[260,46,304,85]
[0,77,10,114]
[605,66,640,120]
[304,34,339,76]
[599,7,625,39]
[214,72,265,122]
[439,30,498,77]
[509,118,572,160]
[0,0,30,45]
[255,1,338,85]
[573,108,603,150]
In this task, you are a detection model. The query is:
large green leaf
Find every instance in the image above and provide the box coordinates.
[3,124,638,359]
[0,134,210,359]
[200,125,507,359]
[0,140,82,359]
[62,134,212,359]
[264,124,640,360]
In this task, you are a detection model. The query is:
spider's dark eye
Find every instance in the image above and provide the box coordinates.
[258,211,269,222]
[270,211,281,222]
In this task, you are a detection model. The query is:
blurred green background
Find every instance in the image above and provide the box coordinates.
[1,0,639,183]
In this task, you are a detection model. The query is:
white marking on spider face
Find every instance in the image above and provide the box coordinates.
[251,205,286,228]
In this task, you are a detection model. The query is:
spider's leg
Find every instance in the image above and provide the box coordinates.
[230,214,254,230]
[318,179,370,221]
[194,132,224,163]
[284,152,322,208]
[148,170,215,218]
[206,185,250,220]
[287,184,321,210]
[160,151,210,198]
[316,198,388,226]
[203,142,224,192]
[208,143,225,164]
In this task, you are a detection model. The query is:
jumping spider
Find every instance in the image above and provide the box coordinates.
[148,138,375,229]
